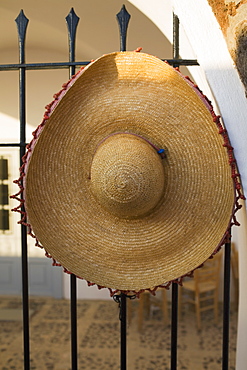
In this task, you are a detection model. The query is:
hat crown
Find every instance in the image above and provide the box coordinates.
[90,133,165,218]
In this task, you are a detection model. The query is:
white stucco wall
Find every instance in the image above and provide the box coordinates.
[0,113,44,258]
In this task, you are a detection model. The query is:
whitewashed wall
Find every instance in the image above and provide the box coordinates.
[0,113,43,258]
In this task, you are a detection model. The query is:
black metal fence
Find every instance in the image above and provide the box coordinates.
[0,5,232,370]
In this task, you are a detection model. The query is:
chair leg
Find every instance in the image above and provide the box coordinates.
[127,298,132,326]
[195,294,201,330]
[234,280,239,310]
[214,289,219,324]
[161,289,168,325]
[138,293,145,331]
[178,286,182,320]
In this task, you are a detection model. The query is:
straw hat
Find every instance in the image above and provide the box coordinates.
[22,51,239,294]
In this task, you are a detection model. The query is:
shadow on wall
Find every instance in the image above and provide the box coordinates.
[235,21,247,96]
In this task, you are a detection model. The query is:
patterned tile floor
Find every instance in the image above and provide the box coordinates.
[0,296,237,369]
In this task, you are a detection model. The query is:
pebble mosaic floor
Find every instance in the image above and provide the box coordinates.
[0,296,237,369]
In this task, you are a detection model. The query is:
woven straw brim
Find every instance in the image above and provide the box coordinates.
[25,52,234,292]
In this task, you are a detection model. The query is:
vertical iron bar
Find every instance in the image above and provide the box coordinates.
[70,274,78,370]
[173,14,180,68]
[15,10,30,370]
[116,7,130,368]
[222,235,231,370]
[170,15,180,370]
[171,282,178,370]
[116,5,131,52]
[120,293,127,370]
[66,8,79,69]
[66,8,80,370]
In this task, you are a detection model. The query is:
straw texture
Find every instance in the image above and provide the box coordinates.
[23,52,236,293]
[90,133,165,218]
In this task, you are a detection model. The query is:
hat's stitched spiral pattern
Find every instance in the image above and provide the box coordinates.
[90,134,165,218]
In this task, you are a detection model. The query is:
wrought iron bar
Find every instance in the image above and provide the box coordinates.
[116,5,131,52]
[15,9,30,370]
[66,8,80,69]
[66,8,80,370]
[115,6,130,368]
[70,274,78,370]
[120,294,127,370]
[0,61,90,71]
[222,235,232,370]
[0,143,27,147]
[173,14,180,64]
[171,283,178,370]
[166,59,198,66]
[0,59,198,72]
[170,14,180,370]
